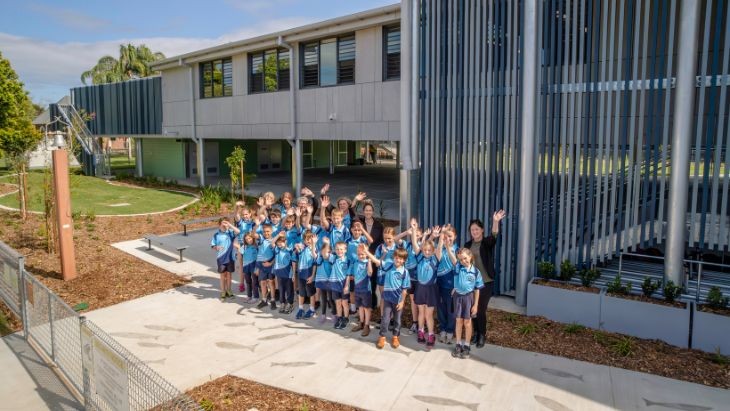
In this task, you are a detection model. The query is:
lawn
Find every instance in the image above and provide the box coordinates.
[110,154,136,171]
[0,172,195,215]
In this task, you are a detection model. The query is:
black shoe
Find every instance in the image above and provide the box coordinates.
[451,344,462,358]
[342,317,350,328]
[471,334,478,345]
[459,345,471,359]
[270,301,277,310]
[476,334,486,348]
[256,300,268,309]
[334,317,343,329]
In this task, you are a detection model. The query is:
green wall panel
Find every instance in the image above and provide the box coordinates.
[218,140,259,175]
[142,139,185,180]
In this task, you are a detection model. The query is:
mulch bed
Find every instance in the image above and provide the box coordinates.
[486,309,730,389]
[698,305,730,316]
[605,292,687,309]
[186,375,359,411]
[533,279,601,294]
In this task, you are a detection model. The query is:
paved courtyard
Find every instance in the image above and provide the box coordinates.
[74,230,730,410]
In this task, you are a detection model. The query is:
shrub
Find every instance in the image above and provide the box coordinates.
[71,210,83,221]
[578,267,601,287]
[199,184,226,212]
[537,261,556,280]
[707,286,729,309]
[662,280,683,303]
[611,337,635,357]
[559,260,576,282]
[516,323,538,336]
[505,313,520,324]
[641,277,660,298]
[199,398,214,411]
[85,209,96,222]
[563,323,585,334]
[709,348,729,365]
[607,274,630,295]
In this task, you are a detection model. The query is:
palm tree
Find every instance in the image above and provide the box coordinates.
[81,44,165,85]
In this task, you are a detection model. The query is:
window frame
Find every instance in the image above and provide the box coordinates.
[247,48,291,94]
[382,24,401,81]
[299,33,357,89]
[199,57,233,99]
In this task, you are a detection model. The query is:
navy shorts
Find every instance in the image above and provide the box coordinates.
[355,292,372,309]
[273,267,291,279]
[414,283,438,307]
[331,290,349,301]
[407,280,417,295]
[297,277,316,297]
[217,261,235,274]
[256,261,274,280]
[453,293,475,319]
[242,262,256,275]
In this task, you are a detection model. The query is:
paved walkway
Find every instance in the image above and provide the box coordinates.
[0,333,82,411]
[84,231,730,411]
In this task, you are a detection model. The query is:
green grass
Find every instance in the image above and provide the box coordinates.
[110,155,136,171]
[0,171,195,215]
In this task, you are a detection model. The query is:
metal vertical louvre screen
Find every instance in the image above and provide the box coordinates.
[0,240,200,411]
[419,0,522,295]
[689,0,730,254]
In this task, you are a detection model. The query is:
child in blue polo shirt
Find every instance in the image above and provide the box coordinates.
[445,246,484,360]
[238,232,259,303]
[320,196,351,245]
[349,244,373,336]
[410,221,440,350]
[211,217,240,300]
[329,242,351,330]
[365,247,410,349]
[347,221,372,313]
[314,241,335,323]
[233,203,255,293]
[435,225,459,344]
[254,224,277,310]
[294,230,318,320]
[273,232,295,314]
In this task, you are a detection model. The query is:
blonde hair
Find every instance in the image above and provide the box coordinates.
[383,227,396,237]
[458,247,475,263]
[331,209,344,218]
[394,248,408,261]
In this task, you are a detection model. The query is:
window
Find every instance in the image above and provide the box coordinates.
[248,48,290,93]
[383,25,400,80]
[300,34,356,88]
[200,57,233,98]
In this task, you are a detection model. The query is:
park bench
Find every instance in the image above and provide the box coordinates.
[143,235,189,263]
[181,216,220,236]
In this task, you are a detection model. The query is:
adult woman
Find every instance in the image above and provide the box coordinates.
[463,210,506,348]
[358,201,384,306]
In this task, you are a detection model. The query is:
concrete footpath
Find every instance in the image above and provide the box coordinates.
[83,231,730,411]
[0,333,82,411]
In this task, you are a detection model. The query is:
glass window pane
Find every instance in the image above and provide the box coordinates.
[302,42,319,87]
[223,58,233,96]
[385,26,400,80]
[213,60,223,96]
[320,38,337,86]
[202,62,212,98]
[250,53,263,93]
[264,50,278,91]
[278,49,290,90]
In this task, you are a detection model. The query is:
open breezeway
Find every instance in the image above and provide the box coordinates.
[74,230,730,411]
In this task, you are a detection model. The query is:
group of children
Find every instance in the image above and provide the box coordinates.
[211,187,489,359]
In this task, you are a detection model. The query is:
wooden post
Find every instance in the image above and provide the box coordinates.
[52,149,77,281]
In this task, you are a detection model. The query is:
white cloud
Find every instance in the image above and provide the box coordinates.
[0,17,312,105]
[224,0,298,14]
[27,3,117,33]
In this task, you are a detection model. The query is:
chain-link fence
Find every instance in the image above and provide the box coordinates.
[0,240,200,411]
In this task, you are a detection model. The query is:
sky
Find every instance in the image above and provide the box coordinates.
[0,0,396,105]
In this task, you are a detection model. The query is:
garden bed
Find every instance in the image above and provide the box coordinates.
[526,279,602,328]
[693,306,730,354]
[186,375,359,411]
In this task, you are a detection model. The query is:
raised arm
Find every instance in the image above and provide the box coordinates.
[351,191,367,211]
[445,243,458,266]
[488,209,506,246]
[435,231,445,261]
[410,219,421,255]
[364,248,382,267]
[319,195,331,229]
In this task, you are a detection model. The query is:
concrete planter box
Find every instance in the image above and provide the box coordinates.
[526,280,602,329]
[600,294,690,348]
[692,307,730,354]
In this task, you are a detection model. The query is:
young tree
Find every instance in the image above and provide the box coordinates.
[0,52,42,220]
[225,146,247,199]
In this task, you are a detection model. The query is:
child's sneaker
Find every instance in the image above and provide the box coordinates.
[248,297,258,305]
[376,336,386,349]
[361,326,370,337]
[256,299,268,309]
[317,314,327,324]
[446,334,455,345]
[451,344,462,358]
[304,309,315,320]
[459,345,471,359]
[351,324,363,333]
[426,334,436,350]
[341,317,350,329]
[270,301,277,310]
[334,317,344,329]
[286,304,294,314]
[391,336,400,349]
[238,284,245,292]
[219,292,226,301]
[295,309,304,319]
[439,331,447,343]
[408,324,417,335]
[278,304,286,313]
[417,330,426,344]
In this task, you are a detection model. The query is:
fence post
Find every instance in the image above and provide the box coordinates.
[79,316,91,408]
[48,289,56,362]
[17,257,29,341]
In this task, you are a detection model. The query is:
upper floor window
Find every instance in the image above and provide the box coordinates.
[200,57,233,98]
[300,34,356,88]
[249,48,290,93]
[383,25,400,80]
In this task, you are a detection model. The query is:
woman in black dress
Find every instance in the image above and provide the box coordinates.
[463,209,506,348]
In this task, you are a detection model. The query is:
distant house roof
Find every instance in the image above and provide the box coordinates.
[32,95,70,126]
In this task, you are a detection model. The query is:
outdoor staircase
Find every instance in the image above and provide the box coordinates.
[55,103,111,178]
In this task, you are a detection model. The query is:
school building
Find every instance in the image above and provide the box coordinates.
[58,1,730,311]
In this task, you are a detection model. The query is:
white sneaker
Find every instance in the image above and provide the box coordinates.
[408,324,417,335]
[447,334,455,345]
[439,331,447,343]
[248,298,258,305]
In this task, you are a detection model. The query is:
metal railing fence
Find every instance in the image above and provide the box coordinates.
[0,240,200,411]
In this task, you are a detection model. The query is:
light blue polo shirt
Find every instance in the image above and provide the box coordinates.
[416,253,439,285]
[380,262,411,304]
[453,263,485,295]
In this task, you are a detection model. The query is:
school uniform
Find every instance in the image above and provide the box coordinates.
[296,246,316,298]
[274,245,295,305]
[350,259,372,309]
[414,253,439,307]
[211,229,236,273]
[346,236,369,263]
[329,255,351,301]
[452,263,485,319]
[436,244,459,334]
[327,223,351,246]
[255,237,276,280]
[375,243,397,286]
[379,263,411,337]
[241,244,259,299]
[402,239,419,295]
[314,254,336,316]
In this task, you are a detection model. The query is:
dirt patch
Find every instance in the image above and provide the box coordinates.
[698,305,730,317]
[186,375,359,411]
[605,292,687,309]
[533,279,601,294]
[487,309,730,389]
[0,182,17,196]
[0,300,22,336]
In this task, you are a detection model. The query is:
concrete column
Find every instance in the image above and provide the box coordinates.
[399,0,419,229]
[665,0,701,284]
[135,138,143,177]
[515,0,539,306]
[197,138,205,187]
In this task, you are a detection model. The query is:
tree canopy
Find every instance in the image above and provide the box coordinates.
[0,51,41,159]
[81,44,165,85]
